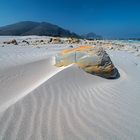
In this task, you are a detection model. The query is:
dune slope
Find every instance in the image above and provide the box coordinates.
[0,56,69,113]
[0,50,140,140]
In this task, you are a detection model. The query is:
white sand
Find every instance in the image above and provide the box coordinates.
[0,37,140,140]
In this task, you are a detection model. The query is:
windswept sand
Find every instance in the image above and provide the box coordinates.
[0,38,140,140]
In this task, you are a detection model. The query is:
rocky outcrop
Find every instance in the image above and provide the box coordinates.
[66,38,80,44]
[55,46,119,79]
[49,38,62,44]
[3,39,18,45]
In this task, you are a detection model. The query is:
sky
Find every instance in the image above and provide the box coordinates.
[0,0,140,38]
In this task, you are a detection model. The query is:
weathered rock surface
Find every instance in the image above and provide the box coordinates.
[55,46,119,79]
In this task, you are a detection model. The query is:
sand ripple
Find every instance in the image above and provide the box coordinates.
[0,51,140,140]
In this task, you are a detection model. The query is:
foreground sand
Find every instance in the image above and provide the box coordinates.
[0,37,140,140]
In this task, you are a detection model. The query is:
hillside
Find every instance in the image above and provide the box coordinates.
[82,32,103,40]
[0,21,79,38]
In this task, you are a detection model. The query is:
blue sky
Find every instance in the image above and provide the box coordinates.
[0,0,140,38]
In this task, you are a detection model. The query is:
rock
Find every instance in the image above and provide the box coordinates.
[69,45,74,48]
[22,40,29,45]
[66,38,80,44]
[49,37,62,44]
[4,39,18,45]
[10,39,18,45]
[40,40,44,43]
[55,46,119,79]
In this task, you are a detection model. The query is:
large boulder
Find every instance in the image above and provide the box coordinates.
[55,46,119,79]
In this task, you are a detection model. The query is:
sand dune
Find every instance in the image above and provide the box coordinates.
[0,56,70,113]
[0,37,140,140]
[0,50,140,140]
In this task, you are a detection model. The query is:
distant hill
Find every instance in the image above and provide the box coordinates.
[128,38,140,41]
[0,21,79,38]
[82,32,103,40]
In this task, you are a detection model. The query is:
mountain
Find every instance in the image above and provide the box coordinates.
[0,21,79,38]
[82,32,103,40]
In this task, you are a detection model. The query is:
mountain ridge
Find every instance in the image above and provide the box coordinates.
[0,21,103,39]
[0,21,80,38]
